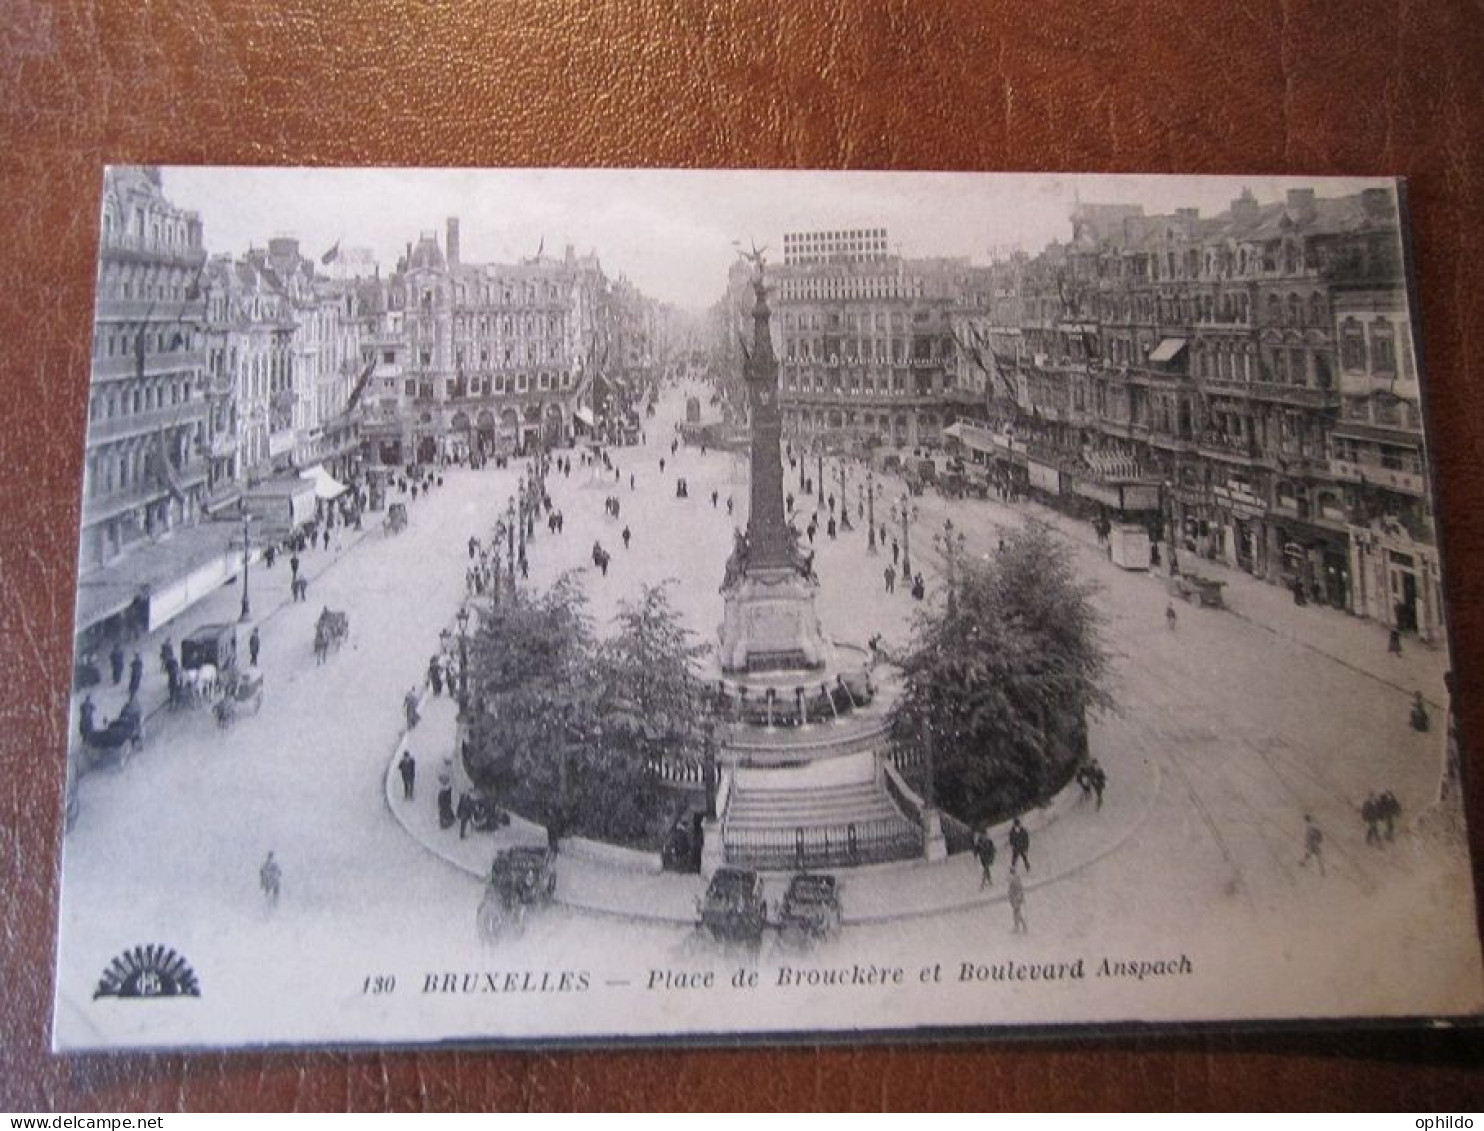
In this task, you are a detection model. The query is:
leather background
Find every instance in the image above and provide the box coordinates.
[2,0,1482,1111]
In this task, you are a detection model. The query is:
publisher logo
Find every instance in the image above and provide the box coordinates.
[94,944,201,999]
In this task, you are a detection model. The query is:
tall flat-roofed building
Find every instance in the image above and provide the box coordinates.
[783,228,890,266]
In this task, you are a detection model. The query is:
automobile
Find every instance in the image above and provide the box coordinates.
[777,873,842,947]
[477,845,558,940]
[697,866,767,946]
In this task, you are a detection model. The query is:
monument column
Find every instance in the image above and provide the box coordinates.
[744,279,793,569]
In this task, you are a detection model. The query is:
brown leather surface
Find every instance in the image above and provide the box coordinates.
[2,0,1483,1111]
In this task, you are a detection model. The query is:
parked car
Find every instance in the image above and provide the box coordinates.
[697,866,767,946]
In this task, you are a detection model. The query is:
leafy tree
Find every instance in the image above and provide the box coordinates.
[889,523,1112,827]
[464,577,713,846]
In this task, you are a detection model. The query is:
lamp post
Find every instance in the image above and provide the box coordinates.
[816,449,825,506]
[900,493,917,579]
[866,470,877,554]
[937,518,966,614]
[456,605,470,715]
[836,462,851,531]
[238,509,252,622]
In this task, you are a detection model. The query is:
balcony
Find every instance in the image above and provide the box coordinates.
[1202,377,1340,409]
[100,233,208,268]
[1330,458,1426,496]
[91,350,205,383]
[86,400,209,446]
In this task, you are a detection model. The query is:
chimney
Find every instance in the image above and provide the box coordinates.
[1286,188,1316,223]
[1361,187,1394,222]
[446,217,460,267]
[1230,188,1259,225]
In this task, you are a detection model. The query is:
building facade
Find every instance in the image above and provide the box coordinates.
[82,167,210,573]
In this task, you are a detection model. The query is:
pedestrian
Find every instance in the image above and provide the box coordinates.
[1089,759,1106,810]
[1410,692,1430,732]
[519,555,529,580]
[265,544,277,569]
[659,457,666,475]
[1166,603,1178,631]
[404,687,420,730]
[1362,793,1381,846]
[249,627,261,667]
[622,525,632,550]
[1009,817,1030,871]
[1380,790,1401,841]
[630,473,636,491]
[128,652,144,698]
[79,694,95,739]
[726,496,734,516]
[457,792,474,839]
[109,643,125,685]
[711,490,719,508]
[807,522,816,545]
[1388,627,1403,655]
[891,538,900,565]
[165,656,181,708]
[1008,868,1027,934]
[884,564,896,593]
[975,831,996,889]
[598,551,610,577]
[323,527,331,551]
[1300,814,1326,875]
[398,751,416,800]
[911,574,925,601]
[260,851,281,908]
[159,638,175,677]
[827,516,837,540]
[786,492,795,513]
[437,784,456,830]
[290,552,301,581]
[428,656,444,696]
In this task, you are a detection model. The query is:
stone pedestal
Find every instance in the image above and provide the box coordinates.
[700,817,726,880]
[719,567,829,674]
[921,807,948,862]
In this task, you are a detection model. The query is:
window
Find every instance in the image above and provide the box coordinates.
[1340,319,1366,371]
[1372,323,1396,374]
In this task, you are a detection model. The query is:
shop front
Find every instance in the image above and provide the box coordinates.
[1349,518,1444,644]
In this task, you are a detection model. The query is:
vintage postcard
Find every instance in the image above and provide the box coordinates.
[54,167,1483,1049]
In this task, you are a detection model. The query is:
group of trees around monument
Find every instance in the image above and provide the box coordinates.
[462,577,713,847]
[889,523,1113,829]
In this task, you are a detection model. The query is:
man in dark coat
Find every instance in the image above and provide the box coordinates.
[249,627,261,667]
[1009,818,1031,871]
[79,695,95,739]
[398,751,416,800]
[110,644,126,685]
[457,792,475,839]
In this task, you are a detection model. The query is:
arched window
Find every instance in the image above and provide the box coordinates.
[1288,294,1303,327]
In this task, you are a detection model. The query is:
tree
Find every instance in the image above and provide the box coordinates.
[888,523,1113,827]
[464,576,713,846]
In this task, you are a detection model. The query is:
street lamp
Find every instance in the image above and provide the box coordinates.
[836,462,851,531]
[238,508,252,622]
[456,605,471,715]
[816,449,825,506]
[900,493,918,579]
[936,518,966,613]
[866,470,877,554]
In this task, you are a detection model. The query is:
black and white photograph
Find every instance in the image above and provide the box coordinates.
[54,166,1483,1050]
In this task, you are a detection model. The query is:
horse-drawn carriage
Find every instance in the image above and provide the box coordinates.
[697,866,768,947]
[213,667,265,728]
[77,699,144,772]
[776,873,842,949]
[313,607,350,664]
[178,624,238,708]
[1169,572,1226,609]
[477,846,558,940]
[383,502,408,536]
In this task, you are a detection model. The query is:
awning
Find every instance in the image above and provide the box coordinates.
[1148,338,1188,364]
[574,406,595,427]
[300,465,349,500]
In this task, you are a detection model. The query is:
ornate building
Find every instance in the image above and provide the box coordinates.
[82,167,209,573]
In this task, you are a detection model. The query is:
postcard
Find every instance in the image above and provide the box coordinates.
[54,167,1482,1049]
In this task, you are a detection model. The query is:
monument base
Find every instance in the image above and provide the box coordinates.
[719,567,829,675]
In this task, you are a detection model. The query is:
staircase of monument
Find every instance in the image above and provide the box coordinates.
[721,772,922,871]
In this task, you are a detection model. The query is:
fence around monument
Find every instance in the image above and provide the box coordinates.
[722,816,922,870]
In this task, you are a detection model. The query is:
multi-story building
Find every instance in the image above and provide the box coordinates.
[764,247,981,450]
[82,167,210,573]
[783,227,890,266]
[985,185,1432,633]
[358,220,656,467]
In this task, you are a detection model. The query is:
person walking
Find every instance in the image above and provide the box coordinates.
[622,526,632,550]
[1380,790,1401,842]
[1009,817,1030,872]
[109,643,126,686]
[891,538,900,565]
[428,655,444,696]
[128,652,144,698]
[289,552,301,582]
[79,694,95,739]
[1362,793,1382,846]
[884,564,896,594]
[1300,814,1326,876]
[159,638,175,677]
[457,792,474,839]
[975,831,996,889]
[260,851,282,908]
[398,751,416,800]
[248,627,261,667]
[1166,603,1178,631]
[1008,869,1027,934]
